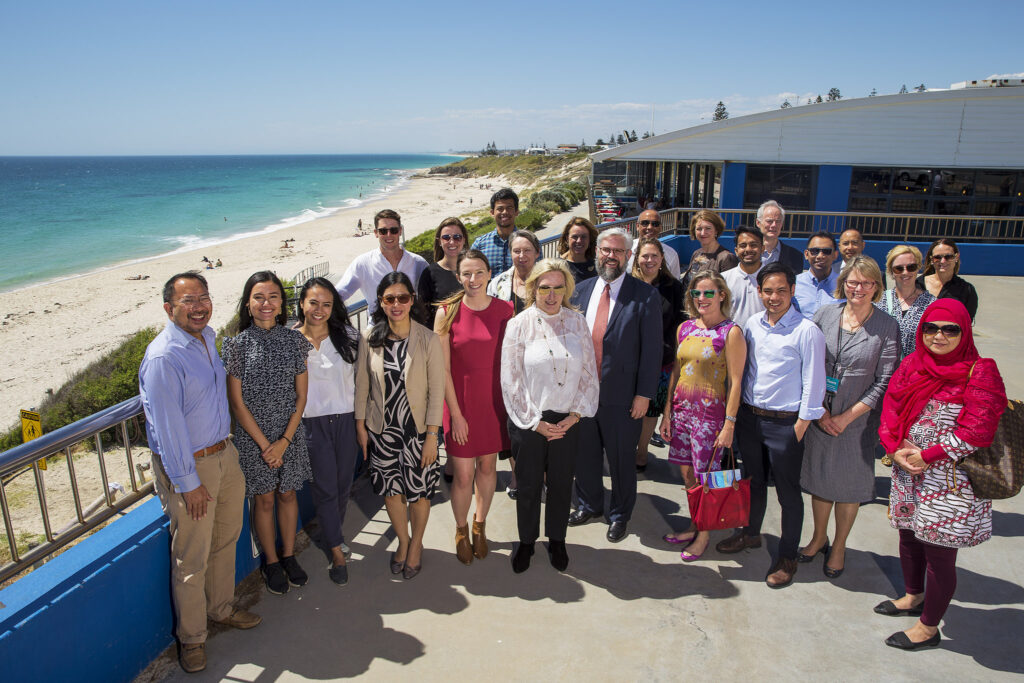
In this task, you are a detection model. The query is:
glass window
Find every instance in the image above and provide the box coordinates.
[892,169,932,194]
[743,164,814,210]
[932,200,970,215]
[976,171,1017,197]
[849,196,889,212]
[850,168,891,194]
[940,170,973,197]
[974,200,1012,216]
[891,197,927,213]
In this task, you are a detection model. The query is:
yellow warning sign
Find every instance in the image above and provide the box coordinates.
[20,409,45,469]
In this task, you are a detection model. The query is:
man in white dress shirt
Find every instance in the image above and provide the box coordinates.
[721,225,766,329]
[336,209,428,313]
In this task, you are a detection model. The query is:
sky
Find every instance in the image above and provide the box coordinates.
[1,0,1022,155]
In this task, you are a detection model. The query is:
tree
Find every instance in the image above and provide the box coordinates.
[780,99,792,109]
[628,130,638,142]
[826,87,841,102]
[914,83,927,92]
[481,141,498,156]
[610,132,617,145]
[712,101,728,121]
[616,133,626,145]
[595,138,606,146]
[869,88,877,97]
[814,94,823,103]
[899,84,908,94]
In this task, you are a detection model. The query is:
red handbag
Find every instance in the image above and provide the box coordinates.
[686,449,751,531]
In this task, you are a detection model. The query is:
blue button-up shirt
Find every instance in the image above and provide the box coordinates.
[471,229,512,274]
[140,322,231,493]
[742,305,826,420]
[794,270,841,320]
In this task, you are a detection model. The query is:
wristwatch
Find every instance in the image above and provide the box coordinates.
[570,412,582,420]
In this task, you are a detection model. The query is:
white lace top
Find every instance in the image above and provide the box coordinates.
[500,306,600,430]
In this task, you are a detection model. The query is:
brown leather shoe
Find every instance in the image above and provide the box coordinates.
[213,607,262,630]
[472,520,488,559]
[455,524,473,565]
[715,531,762,554]
[179,643,206,673]
[766,558,798,589]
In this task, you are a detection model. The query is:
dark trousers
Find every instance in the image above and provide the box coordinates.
[303,413,358,550]
[737,405,805,560]
[899,529,959,627]
[574,405,643,523]
[509,412,579,544]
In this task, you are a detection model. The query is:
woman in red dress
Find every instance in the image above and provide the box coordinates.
[434,249,514,565]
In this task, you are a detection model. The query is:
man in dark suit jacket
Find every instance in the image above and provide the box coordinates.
[757,200,804,273]
[568,227,663,542]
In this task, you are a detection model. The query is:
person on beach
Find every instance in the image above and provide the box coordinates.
[659,270,745,561]
[418,217,469,322]
[876,245,935,358]
[798,257,899,579]
[720,225,766,329]
[501,259,599,572]
[627,209,681,279]
[223,271,313,596]
[757,200,804,273]
[141,272,260,674]
[630,238,686,472]
[557,216,598,283]
[681,210,738,286]
[297,278,360,586]
[918,238,978,322]
[434,250,514,565]
[875,299,1005,650]
[337,209,428,313]
[355,272,445,580]
[471,188,519,275]
[794,232,840,319]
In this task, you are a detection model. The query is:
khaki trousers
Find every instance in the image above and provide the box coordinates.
[153,441,245,644]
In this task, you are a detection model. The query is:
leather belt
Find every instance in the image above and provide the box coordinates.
[743,404,798,419]
[193,439,228,458]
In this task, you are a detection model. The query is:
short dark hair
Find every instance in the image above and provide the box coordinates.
[374,209,401,229]
[757,261,796,288]
[806,231,836,249]
[162,271,208,304]
[733,224,763,245]
[490,188,519,211]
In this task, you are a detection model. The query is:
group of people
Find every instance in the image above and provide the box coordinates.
[139,191,1004,672]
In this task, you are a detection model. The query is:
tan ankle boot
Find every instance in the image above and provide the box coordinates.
[472,520,488,559]
[455,525,473,565]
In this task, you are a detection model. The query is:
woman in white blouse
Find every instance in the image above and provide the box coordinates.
[500,259,600,573]
[297,278,360,586]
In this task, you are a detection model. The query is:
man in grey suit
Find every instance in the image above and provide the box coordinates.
[568,228,663,542]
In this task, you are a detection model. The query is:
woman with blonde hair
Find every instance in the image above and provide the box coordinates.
[557,216,598,283]
[876,245,935,358]
[434,249,514,565]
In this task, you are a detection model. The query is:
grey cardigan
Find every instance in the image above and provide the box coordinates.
[354,321,445,434]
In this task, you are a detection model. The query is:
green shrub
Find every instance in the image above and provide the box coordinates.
[516,209,549,230]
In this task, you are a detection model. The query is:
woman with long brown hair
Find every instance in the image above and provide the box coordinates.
[557,216,598,283]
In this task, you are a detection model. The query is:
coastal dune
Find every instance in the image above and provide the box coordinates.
[0,173,520,417]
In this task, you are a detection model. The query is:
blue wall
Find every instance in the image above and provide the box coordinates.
[720,162,746,212]
[813,165,852,231]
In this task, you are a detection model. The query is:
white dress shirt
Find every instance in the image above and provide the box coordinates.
[303,335,356,417]
[721,264,765,330]
[336,249,428,313]
[585,272,626,332]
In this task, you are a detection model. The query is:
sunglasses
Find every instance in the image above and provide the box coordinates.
[639,220,661,227]
[377,227,401,236]
[891,263,920,274]
[537,285,566,293]
[922,323,962,337]
[931,253,956,262]
[807,247,834,256]
[690,289,717,299]
[440,234,464,242]
[381,293,412,305]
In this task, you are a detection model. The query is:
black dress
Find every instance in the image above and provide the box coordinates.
[417,262,461,322]
[915,273,979,321]
[565,259,597,284]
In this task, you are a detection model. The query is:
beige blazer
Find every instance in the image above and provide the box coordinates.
[354,321,445,434]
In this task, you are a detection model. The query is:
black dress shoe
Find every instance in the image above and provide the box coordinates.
[568,509,602,527]
[512,542,534,573]
[797,538,830,563]
[607,521,627,543]
[547,540,569,572]
[874,600,924,617]
[885,630,941,650]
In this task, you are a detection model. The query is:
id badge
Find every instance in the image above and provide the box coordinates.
[826,376,840,393]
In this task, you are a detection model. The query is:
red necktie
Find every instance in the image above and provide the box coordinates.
[592,283,611,378]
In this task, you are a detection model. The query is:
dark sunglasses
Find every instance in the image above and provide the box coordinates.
[537,285,566,293]
[377,227,401,236]
[891,263,920,274]
[639,220,661,227]
[440,234,464,242]
[931,253,956,262]
[381,293,412,305]
[922,323,962,337]
[807,247,834,256]
[690,289,717,299]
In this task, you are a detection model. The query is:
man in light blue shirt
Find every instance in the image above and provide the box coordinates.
[140,272,259,673]
[715,262,825,590]
[794,232,841,319]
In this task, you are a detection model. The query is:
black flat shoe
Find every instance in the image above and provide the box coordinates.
[797,539,830,563]
[885,630,941,650]
[874,600,924,617]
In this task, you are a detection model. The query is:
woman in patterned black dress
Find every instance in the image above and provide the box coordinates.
[355,272,445,580]
[224,271,313,595]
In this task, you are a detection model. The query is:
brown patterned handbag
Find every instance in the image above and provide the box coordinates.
[959,398,1024,500]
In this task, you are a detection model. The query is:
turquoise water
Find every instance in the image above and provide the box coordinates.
[0,154,459,292]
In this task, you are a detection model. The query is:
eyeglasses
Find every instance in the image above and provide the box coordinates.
[845,280,876,290]
[376,227,401,236]
[689,289,717,299]
[931,253,956,262]
[598,246,627,257]
[922,322,962,337]
[639,220,661,227]
[537,285,566,294]
[440,234,464,242]
[381,293,412,305]
[891,263,920,274]
[807,247,834,256]
[176,295,212,308]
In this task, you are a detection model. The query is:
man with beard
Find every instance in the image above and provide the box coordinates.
[568,228,662,542]
[471,188,519,275]
[626,209,681,279]
[794,232,840,319]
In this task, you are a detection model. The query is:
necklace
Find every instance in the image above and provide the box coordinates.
[896,288,920,310]
[843,304,872,331]
[536,313,569,387]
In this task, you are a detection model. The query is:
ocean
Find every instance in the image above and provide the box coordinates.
[0,154,460,292]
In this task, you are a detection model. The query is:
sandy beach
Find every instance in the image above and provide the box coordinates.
[0,172,521,419]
